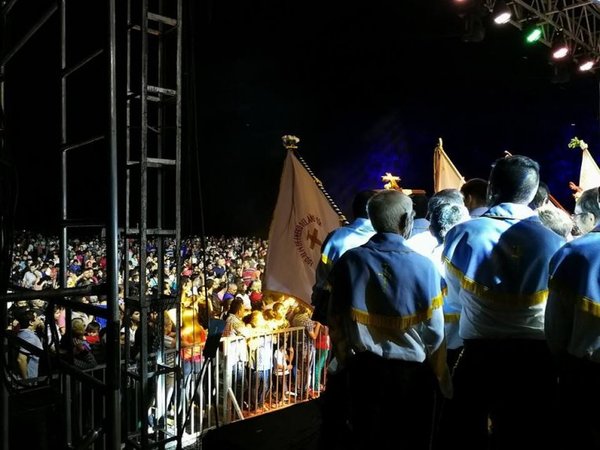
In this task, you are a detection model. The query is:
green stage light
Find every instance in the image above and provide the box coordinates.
[525,27,542,43]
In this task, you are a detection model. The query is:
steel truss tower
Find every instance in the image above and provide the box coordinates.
[482,0,600,62]
[0,1,184,449]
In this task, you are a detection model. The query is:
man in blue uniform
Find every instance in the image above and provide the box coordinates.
[311,189,377,324]
[440,155,564,449]
[545,186,600,448]
[312,189,377,450]
[329,189,446,450]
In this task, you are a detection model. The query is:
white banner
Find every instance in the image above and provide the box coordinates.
[264,151,342,305]
[579,148,600,191]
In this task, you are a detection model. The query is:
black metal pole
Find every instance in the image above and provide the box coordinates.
[106,0,121,448]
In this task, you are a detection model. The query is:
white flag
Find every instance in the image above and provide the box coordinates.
[579,148,600,191]
[434,142,465,193]
[264,150,342,305]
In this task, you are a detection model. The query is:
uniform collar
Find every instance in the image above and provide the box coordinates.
[367,232,407,249]
[483,203,537,220]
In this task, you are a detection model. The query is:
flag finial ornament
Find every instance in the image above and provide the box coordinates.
[568,137,588,151]
[568,136,600,197]
[282,135,300,150]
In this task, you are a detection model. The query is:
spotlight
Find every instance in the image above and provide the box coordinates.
[525,26,542,44]
[578,57,595,72]
[492,0,511,25]
[551,38,569,60]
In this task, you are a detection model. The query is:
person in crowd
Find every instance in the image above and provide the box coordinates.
[70,318,98,370]
[121,309,140,350]
[273,332,294,405]
[152,312,177,427]
[8,300,30,329]
[312,324,330,395]
[221,282,239,316]
[271,301,290,329]
[194,278,213,328]
[47,305,65,351]
[529,180,551,209]
[537,205,574,241]
[213,257,227,280]
[235,280,252,312]
[291,304,321,400]
[408,193,430,238]
[426,202,471,448]
[440,155,565,449]
[15,310,44,380]
[241,259,261,287]
[571,186,600,236]
[545,186,600,448]
[248,279,263,310]
[246,311,273,413]
[427,202,470,367]
[328,189,446,450]
[406,188,464,257]
[179,281,207,412]
[460,177,488,217]
[76,266,96,287]
[311,189,377,324]
[29,299,47,321]
[222,298,252,405]
[85,321,101,344]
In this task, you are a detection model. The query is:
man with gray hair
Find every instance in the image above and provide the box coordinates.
[406,188,464,257]
[427,202,470,363]
[328,189,446,450]
[571,186,600,236]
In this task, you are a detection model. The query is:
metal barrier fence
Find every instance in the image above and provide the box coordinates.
[38,325,329,447]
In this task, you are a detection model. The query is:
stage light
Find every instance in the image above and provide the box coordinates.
[578,57,594,71]
[551,38,569,60]
[492,1,511,25]
[525,26,542,43]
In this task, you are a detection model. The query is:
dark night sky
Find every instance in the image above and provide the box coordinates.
[4,0,600,238]
[190,0,599,237]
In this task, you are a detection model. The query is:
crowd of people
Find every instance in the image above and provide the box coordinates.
[5,232,331,423]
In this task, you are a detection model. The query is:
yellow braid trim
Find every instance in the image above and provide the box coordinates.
[444,258,547,307]
[350,293,443,331]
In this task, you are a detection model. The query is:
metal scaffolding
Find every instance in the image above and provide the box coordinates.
[123,0,183,448]
[0,0,184,449]
[480,0,600,63]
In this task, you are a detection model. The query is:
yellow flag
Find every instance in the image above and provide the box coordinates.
[434,140,465,193]
[579,148,600,191]
[264,150,343,305]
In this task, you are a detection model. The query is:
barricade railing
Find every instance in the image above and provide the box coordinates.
[48,325,329,446]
